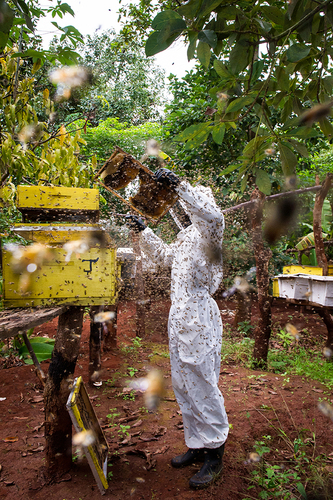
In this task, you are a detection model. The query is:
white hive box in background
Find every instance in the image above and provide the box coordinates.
[309,275,333,307]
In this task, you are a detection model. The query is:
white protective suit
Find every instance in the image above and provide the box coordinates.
[140,181,229,449]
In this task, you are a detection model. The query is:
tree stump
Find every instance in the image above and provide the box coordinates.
[44,306,84,479]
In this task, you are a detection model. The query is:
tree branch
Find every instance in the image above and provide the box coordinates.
[222,185,322,214]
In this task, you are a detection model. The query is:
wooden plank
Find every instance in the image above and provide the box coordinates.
[0,306,67,340]
[273,296,333,309]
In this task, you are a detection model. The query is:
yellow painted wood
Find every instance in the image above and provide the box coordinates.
[12,223,111,245]
[272,278,279,297]
[16,186,99,211]
[283,265,323,276]
[3,248,119,308]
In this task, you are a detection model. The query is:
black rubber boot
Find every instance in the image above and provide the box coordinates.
[171,448,205,468]
[189,443,225,489]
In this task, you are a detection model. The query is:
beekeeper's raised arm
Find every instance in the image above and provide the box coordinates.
[125,214,176,268]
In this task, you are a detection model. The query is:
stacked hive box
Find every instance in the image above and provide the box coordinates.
[2,186,120,308]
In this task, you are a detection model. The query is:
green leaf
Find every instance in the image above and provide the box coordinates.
[19,342,54,363]
[226,95,255,114]
[250,60,264,84]
[198,29,217,48]
[0,0,14,46]
[174,122,209,142]
[185,126,210,149]
[145,29,179,57]
[229,39,250,74]
[255,169,271,195]
[288,139,309,158]
[199,0,225,17]
[197,41,211,68]
[296,482,308,499]
[212,123,225,145]
[187,30,198,61]
[278,142,298,176]
[177,0,201,18]
[152,10,186,31]
[319,117,333,140]
[286,43,311,62]
[219,163,241,176]
[213,59,232,78]
[261,6,285,25]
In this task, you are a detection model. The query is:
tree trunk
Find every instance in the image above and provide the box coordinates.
[132,231,145,338]
[313,173,332,276]
[89,306,102,386]
[251,189,272,367]
[234,291,252,327]
[103,305,118,351]
[44,306,84,479]
[314,308,333,352]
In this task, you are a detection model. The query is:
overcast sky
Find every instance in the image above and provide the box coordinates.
[37,0,195,79]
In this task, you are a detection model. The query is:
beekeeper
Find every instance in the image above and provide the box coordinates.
[126,169,228,489]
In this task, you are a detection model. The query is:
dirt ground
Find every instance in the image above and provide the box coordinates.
[0,298,333,500]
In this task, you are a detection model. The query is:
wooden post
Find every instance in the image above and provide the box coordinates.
[44,306,84,479]
[89,306,102,386]
[234,291,252,328]
[132,231,145,338]
[313,173,332,276]
[314,307,333,352]
[251,189,272,367]
[102,305,118,351]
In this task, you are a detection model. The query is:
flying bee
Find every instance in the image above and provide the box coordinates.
[285,323,300,342]
[299,101,333,127]
[72,429,96,448]
[323,347,333,359]
[249,452,261,463]
[318,401,333,421]
[263,195,298,245]
[222,267,256,298]
[129,369,165,411]
[63,238,90,262]
[93,311,115,323]
[49,66,92,101]
[6,243,55,293]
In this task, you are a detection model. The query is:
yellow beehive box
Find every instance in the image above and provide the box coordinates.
[16,186,100,222]
[2,248,121,308]
[272,278,279,297]
[11,223,111,246]
[17,186,99,210]
[283,265,323,276]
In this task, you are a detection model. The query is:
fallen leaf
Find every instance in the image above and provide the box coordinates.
[29,396,44,403]
[136,477,145,483]
[0,397,6,402]
[312,388,323,393]
[131,419,142,428]
[32,445,45,452]
[13,416,28,420]
[4,480,14,486]
[154,426,167,437]
[4,437,18,443]
[233,387,241,392]
[154,445,169,455]
[268,390,278,395]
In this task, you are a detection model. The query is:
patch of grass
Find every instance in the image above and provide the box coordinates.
[268,348,333,389]
[221,338,254,366]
